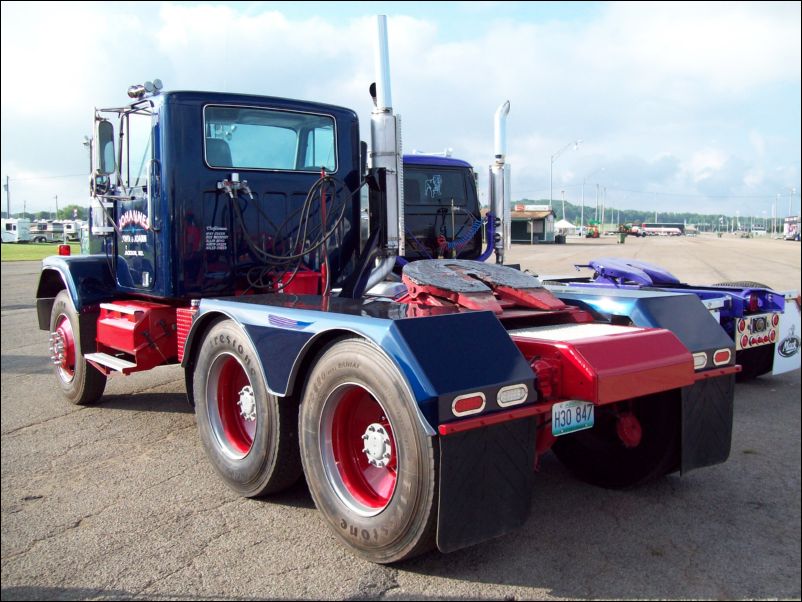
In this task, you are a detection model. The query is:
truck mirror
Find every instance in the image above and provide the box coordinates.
[95,119,116,176]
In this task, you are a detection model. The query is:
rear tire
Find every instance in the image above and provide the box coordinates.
[194,320,302,497]
[299,337,437,564]
[552,391,680,489]
[49,290,106,405]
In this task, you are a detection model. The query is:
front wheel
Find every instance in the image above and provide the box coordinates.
[552,391,681,489]
[193,320,302,497]
[49,290,106,405]
[299,338,437,564]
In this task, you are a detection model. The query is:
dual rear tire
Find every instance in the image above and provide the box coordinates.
[194,325,437,563]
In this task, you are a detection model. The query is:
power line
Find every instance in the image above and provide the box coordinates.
[7,173,87,182]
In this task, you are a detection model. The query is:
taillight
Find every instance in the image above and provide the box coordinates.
[747,293,759,313]
[772,314,780,327]
[713,349,732,366]
[741,335,749,348]
[770,330,776,342]
[452,393,486,417]
[738,319,746,332]
[58,244,71,256]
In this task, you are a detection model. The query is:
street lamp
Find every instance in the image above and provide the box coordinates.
[581,167,604,232]
[550,139,581,210]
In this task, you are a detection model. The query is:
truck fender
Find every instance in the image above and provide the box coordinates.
[180,309,435,434]
[36,256,117,329]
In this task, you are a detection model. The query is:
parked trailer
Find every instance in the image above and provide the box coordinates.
[30,220,65,243]
[2,218,32,243]
[37,18,736,563]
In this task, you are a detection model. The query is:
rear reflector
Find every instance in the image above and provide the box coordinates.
[452,392,486,417]
[58,244,71,256]
[772,313,780,327]
[693,352,708,370]
[497,384,528,407]
[713,349,732,366]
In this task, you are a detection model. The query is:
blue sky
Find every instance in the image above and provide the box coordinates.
[1,1,800,218]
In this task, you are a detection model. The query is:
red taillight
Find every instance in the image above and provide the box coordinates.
[747,293,759,313]
[713,349,732,366]
[452,393,486,417]
[741,335,748,348]
[770,330,776,342]
[772,314,780,327]
[58,244,71,256]
[738,319,746,332]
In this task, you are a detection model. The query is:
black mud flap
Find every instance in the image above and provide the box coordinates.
[436,416,536,553]
[681,374,735,473]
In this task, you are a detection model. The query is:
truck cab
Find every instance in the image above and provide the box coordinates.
[83,90,362,301]
[402,155,484,260]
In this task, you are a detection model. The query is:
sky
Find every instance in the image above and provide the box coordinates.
[1,1,800,219]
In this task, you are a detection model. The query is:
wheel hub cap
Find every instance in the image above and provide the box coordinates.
[48,331,67,365]
[361,423,392,468]
[237,385,256,422]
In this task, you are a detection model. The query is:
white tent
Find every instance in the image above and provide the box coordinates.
[555,219,577,233]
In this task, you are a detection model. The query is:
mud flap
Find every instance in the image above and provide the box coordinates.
[681,374,735,473]
[436,416,536,553]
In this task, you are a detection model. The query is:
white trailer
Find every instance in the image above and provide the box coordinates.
[1,218,32,243]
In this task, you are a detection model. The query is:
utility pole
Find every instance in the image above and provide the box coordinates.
[3,176,9,219]
[54,195,59,221]
[791,187,797,217]
[595,183,599,222]
[561,189,566,221]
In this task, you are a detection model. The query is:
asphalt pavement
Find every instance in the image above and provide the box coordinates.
[1,235,800,600]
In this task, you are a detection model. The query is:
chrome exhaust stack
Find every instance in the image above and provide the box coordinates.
[370,14,404,261]
[489,101,511,264]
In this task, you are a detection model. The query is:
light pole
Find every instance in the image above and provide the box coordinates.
[774,193,779,235]
[561,189,566,221]
[790,187,797,217]
[550,139,581,210]
[54,195,59,221]
[581,167,604,233]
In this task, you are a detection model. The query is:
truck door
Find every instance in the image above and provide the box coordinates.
[116,106,157,291]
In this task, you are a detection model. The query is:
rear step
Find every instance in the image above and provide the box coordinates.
[85,352,137,372]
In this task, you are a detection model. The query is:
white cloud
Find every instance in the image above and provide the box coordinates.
[1,2,799,215]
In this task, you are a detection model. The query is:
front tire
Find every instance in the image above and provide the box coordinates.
[299,338,437,564]
[194,320,302,497]
[552,391,680,489]
[49,290,106,405]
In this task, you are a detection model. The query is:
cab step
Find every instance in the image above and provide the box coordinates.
[85,352,137,372]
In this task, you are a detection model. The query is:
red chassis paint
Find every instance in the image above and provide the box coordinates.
[93,301,178,374]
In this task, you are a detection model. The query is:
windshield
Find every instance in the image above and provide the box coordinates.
[204,105,336,172]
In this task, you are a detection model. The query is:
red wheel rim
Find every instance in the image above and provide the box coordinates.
[207,354,257,459]
[52,314,76,382]
[323,385,397,515]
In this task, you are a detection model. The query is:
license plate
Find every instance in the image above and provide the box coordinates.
[552,400,595,436]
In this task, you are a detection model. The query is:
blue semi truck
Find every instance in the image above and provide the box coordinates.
[37,18,738,563]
